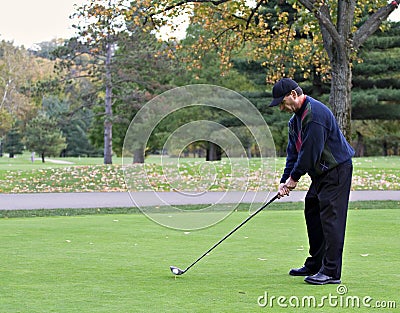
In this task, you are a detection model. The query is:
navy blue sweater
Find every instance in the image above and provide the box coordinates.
[281,96,355,183]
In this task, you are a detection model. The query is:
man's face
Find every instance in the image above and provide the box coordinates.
[279,91,297,113]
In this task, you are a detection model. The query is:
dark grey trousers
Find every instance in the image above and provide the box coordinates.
[303,160,353,279]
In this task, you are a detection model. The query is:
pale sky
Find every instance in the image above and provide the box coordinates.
[0,0,399,49]
[0,0,88,48]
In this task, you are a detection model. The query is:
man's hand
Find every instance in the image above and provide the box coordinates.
[285,177,298,190]
[277,177,298,198]
[278,183,290,198]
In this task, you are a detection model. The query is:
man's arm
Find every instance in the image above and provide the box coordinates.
[279,121,327,198]
[280,122,299,184]
[278,123,298,198]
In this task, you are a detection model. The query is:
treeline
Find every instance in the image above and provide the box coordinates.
[0,15,399,161]
[351,22,400,156]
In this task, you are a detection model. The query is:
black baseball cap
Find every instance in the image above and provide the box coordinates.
[269,78,299,107]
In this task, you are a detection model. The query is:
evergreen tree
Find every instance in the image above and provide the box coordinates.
[4,128,24,158]
[25,114,67,163]
[42,95,100,157]
[351,21,400,156]
[352,22,400,120]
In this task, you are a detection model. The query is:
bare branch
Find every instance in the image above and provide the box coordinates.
[297,0,341,56]
[315,6,341,45]
[296,0,314,12]
[353,0,400,49]
[245,0,264,30]
[147,0,230,18]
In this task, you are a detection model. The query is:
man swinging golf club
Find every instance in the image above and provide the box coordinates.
[269,78,354,285]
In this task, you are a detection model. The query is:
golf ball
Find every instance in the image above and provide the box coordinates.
[172,268,179,275]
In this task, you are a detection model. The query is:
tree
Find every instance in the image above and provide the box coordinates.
[295,0,399,140]
[69,0,129,164]
[75,25,180,162]
[352,22,400,120]
[135,0,400,140]
[0,40,56,157]
[149,105,227,161]
[352,120,400,156]
[175,23,258,91]
[0,40,47,134]
[65,0,176,163]
[25,114,67,163]
[28,39,65,60]
[110,30,178,160]
[42,95,101,157]
[348,21,400,156]
[3,127,24,158]
[0,107,13,139]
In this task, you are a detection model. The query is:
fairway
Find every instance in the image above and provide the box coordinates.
[0,206,399,312]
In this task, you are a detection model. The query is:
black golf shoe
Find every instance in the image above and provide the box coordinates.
[304,272,341,285]
[289,266,317,276]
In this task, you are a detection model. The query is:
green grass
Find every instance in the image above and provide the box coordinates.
[0,153,115,169]
[0,154,399,192]
[0,203,399,312]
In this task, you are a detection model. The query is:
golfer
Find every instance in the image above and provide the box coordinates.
[269,78,354,285]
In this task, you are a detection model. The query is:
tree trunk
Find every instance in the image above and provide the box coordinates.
[206,142,222,161]
[382,141,388,156]
[246,146,252,158]
[329,53,352,142]
[133,148,145,163]
[312,66,324,96]
[104,41,113,165]
[355,131,364,157]
[41,152,45,163]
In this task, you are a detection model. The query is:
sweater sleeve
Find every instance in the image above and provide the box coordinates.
[290,121,327,181]
[280,122,298,184]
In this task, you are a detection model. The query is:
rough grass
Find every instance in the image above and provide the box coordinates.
[0,155,399,193]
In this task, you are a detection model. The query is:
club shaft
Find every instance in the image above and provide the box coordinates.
[183,194,279,273]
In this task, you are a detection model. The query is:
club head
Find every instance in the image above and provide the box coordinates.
[170,266,185,276]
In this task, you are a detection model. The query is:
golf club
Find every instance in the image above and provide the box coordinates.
[170,193,280,276]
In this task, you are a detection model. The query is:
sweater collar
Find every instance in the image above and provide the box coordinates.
[295,95,308,116]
